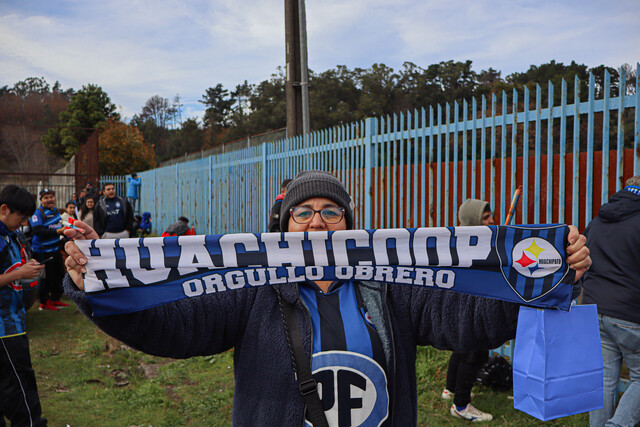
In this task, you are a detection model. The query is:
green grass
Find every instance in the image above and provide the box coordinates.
[24,300,588,426]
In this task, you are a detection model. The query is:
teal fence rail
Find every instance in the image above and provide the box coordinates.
[138,64,639,236]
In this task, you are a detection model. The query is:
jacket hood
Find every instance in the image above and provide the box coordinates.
[598,186,640,223]
[458,199,490,226]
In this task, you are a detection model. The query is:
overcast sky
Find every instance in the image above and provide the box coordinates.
[1,0,639,122]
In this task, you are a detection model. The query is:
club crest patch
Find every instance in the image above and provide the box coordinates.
[511,238,563,278]
[496,225,571,303]
[306,351,388,427]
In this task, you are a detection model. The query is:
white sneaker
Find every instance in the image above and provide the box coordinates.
[450,403,493,422]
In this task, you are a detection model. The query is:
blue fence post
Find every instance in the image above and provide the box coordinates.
[364,117,376,229]
[262,143,271,233]
[208,155,213,234]
[586,73,596,224]
[635,62,640,175]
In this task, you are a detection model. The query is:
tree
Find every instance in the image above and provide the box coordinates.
[0,125,44,171]
[98,119,155,175]
[505,60,589,104]
[42,84,118,159]
[309,65,359,129]
[200,84,234,130]
[354,63,399,119]
[0,77,72,172]
[140,95,175,128]
[164,118,204,159]
[619,63,637,95]
[171,94,184,127]
[244,69,287,134]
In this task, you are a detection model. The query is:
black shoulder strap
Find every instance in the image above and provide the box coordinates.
[277,288,329,427]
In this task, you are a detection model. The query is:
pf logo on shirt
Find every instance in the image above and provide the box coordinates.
[306,351,388,427]
[511,237,563,278]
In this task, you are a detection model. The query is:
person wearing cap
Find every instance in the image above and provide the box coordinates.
[29,189,68,311]
[61,170,591,425]
[84,182,97,200]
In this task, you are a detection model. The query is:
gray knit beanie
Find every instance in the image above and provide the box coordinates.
[279,170,353,231]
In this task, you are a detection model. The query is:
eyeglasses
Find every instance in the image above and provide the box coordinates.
[290,206,345,224]
[16,212,29,222]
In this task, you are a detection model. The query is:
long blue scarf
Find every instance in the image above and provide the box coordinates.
[78,224,574,316]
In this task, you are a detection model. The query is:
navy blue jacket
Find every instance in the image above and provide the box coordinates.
[64,274,520,425]
[0,221,27,338]
[581,186,640,324]
[29,206,62,253]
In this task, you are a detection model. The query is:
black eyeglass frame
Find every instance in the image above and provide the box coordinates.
[289,206,345,224]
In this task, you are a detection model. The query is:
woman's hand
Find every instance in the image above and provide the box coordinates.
[63,220,99,291]
[566,225,591,282]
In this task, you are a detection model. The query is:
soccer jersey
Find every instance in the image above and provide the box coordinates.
[299,279,389,426]
[0,221,27,338]
[29,206,62,253]
[104,198,126,232]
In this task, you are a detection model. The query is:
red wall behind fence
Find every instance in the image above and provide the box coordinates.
[369,148,637,231]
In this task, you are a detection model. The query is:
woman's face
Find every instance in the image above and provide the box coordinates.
[287,197,347,232]
[86,198,95,209]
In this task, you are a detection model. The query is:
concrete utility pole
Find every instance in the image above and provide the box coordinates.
[284,0,310,137]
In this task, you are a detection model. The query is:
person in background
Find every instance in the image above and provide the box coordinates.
[60,201,77,223]
[127,173,142,214]
[70,193,79,207]
[62,170,591,426]
[29,189,68,311]
[131,215,142,237]
[139,212,152,237]
[268,178,292,232]
[442,198,495,421]
[0,185,47,426]
[161,216,195,237]
[77,197,95,229]
[581,175,640,427]
[84,182,97,200]
[93,183,133,239]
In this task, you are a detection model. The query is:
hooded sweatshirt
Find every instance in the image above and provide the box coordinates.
[581,186,640,324]
[458,199,490,226]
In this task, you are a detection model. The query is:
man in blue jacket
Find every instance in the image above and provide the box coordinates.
[0,185,47,426]
[582,175,640,427]
[127,173,142,214]
[62,170,591,426]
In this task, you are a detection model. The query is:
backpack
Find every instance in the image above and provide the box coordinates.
[476,355,513,391]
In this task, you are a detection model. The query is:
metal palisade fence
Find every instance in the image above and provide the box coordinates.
[138,64,640,235]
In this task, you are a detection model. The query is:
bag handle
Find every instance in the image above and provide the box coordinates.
[277,286,329,427]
